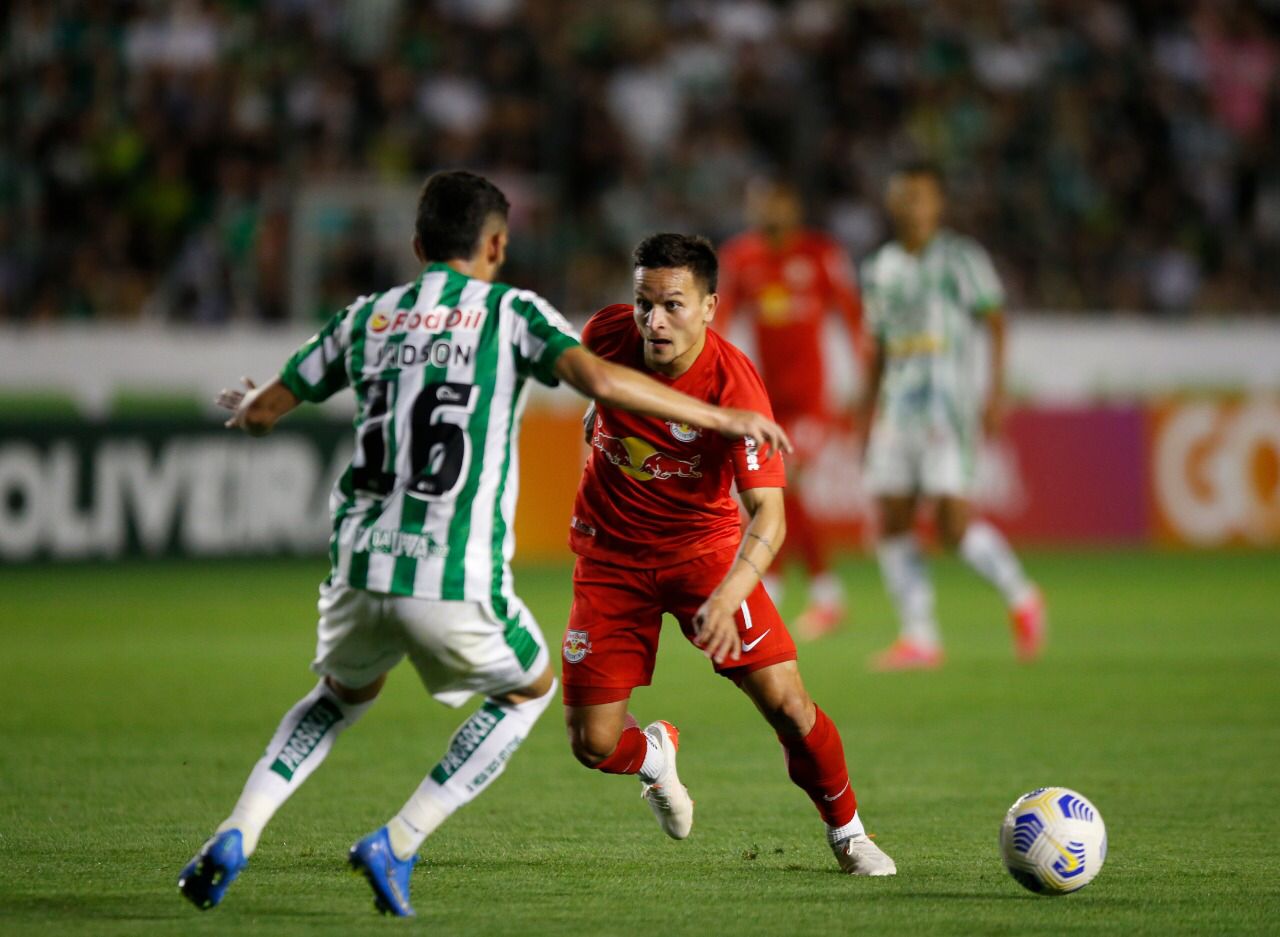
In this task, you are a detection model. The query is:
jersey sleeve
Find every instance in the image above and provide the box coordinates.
[508,290,582,387]
[957,240,1005,314]
[279,297,362,403]
[720,351,787,491]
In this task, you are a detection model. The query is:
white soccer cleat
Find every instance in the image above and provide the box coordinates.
[832,833,897,876]
[640,720,693,840]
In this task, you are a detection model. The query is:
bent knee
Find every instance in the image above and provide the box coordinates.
[767,691,816,738]
[567,725,621,768]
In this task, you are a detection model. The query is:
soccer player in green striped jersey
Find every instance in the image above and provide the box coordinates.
[858,162,1045,672]
[177,171,790,917]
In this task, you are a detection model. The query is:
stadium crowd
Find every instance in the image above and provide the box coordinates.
[4,0,1278,323]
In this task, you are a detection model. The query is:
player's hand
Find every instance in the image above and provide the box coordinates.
[719,409,792,461]
[582,402,597,443]
[983,395,1006,438]
[692,596,742,666]
[216,376,270,436]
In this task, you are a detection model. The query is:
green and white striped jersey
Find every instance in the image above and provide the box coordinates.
[861,229,1003,431]
[279,262,581,617]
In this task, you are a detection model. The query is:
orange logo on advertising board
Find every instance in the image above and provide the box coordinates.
[1152,396,1280,546]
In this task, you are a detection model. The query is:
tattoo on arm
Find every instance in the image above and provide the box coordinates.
[736,553,765,580]
[746,531,776,558]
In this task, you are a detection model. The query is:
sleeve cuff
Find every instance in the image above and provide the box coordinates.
[532,333,581,387]
[278,365,314,402]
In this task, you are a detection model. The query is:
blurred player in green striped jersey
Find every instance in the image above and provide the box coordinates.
[858,162,1045,672]
[178,171,790,917]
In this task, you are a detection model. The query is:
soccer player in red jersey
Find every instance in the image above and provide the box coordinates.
[560,234,896,876]
[717,178,867,637]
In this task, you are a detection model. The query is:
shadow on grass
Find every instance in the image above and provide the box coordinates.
[0,893,338,921]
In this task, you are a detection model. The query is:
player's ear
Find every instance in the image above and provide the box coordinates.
[412,235,427,264]
[703,290,718,324]
[486,226,508,266]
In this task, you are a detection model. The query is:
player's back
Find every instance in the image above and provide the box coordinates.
[279,262,580,604]
[569,304,785,568]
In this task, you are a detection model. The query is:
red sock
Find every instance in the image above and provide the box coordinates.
[779,706,857,826]
[595,726,648,775]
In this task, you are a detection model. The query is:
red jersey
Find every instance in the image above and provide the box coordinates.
[569,304,786,569]
[716,229,864,418]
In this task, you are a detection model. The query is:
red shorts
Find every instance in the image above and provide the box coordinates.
[561,549,798,706]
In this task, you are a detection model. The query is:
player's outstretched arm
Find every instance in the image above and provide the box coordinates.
[692,486,787,665]
[215,376,300,436]
[554,346,792,459]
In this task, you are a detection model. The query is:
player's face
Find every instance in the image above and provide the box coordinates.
[633,266,716,377]
[887,173,944,248]
[747,181,802,238]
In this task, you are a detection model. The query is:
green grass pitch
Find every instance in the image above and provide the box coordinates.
[1,550,1277,936]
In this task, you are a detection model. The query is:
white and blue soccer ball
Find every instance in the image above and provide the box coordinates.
[999,787,1107,895]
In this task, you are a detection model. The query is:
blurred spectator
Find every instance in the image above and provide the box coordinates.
[4,0,1279,323]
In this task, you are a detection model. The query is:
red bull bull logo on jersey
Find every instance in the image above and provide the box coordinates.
[592,430,702,481]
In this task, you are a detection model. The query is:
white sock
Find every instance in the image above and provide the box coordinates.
[876,533,940,648]
[386,681,557,861]
[958,520,1033,607]
[827,811,867,844]
[808,571,844,608]
[217,681,372,856]
[637,729,667,784]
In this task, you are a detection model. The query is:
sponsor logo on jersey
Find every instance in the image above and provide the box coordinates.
[666,421,700,442]
[370,305,487,337]
[593,430,702,481]
[563,629,591,663]
[367,529,449,559]
[744,435,761,471]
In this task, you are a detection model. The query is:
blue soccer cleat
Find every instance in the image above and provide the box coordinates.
[178,829,247,910]
[349,826,418,917]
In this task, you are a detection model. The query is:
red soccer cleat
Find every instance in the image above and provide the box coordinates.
[1011,588,1047,662]
[869,639,944,672]
[795,602,844,640]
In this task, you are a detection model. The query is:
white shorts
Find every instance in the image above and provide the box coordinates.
[311,582,550,708]
[864,417,975,499]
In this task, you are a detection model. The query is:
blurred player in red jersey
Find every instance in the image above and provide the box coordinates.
[560,234,896,876]
[717,178,866,638]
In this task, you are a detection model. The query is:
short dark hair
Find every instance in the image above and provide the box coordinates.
[893,159,946,190]
[632,233,719,293]
[415,170,510,262]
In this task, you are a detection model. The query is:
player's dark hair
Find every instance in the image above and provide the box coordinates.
[894,159,946,190]
[415,171,510,262]
[632,233,719,294]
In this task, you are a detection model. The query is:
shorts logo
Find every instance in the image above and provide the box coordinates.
[667,421,700,442]
[563,629,591,663]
